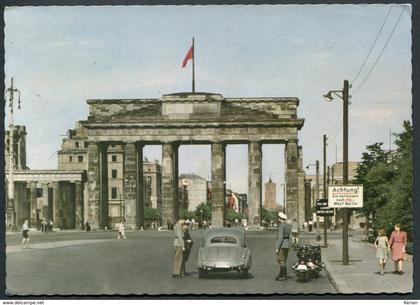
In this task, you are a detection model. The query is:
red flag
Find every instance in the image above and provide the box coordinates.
[182,45,193,68]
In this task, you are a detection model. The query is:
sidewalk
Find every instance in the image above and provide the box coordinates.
[6,239,114,254]
[306,230,413,294]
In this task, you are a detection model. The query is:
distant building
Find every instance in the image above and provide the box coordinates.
[5,125,28,170]
[263,177,278,211]
[226,189,248,216]
[179,174,208,212]
[5,125,84,229]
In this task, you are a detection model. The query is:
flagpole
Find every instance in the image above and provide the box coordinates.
[192,37,195,93]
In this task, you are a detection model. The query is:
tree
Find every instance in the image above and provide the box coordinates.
[194,201,212,221]
[144,207,161,221]
[355,143,395,223]
[225,208,242,223]
[375,121,413,238]
[355,121,413,239]
[261,207,277,223]
[180,209,196,220]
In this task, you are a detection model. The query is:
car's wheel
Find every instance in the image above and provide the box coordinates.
[198,269,208,278]
[241,269,249,279]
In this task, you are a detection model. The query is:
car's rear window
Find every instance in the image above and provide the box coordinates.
[210,236,237,244]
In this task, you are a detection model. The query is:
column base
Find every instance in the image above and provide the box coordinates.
[211,210,224,228]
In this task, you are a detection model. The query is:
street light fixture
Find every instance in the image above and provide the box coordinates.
[323,80,350,265]
[5,77,22,231]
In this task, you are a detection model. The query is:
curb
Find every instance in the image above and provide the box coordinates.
[323,259,342,293]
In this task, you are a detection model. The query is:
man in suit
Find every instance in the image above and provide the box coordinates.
[275,212,292,281]
[173,218,185,277]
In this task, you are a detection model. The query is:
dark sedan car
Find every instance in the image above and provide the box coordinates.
[197,227,252,278]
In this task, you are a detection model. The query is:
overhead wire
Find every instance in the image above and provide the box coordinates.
[352,5,406,95]
[351,5,393,85]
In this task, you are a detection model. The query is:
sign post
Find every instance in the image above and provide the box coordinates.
[316,199,334,217]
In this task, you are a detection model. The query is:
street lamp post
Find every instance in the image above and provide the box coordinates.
[323,79,350,265]
[323,134,328,247]
[5,77,21,232]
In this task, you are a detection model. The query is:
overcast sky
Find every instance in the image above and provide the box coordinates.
[4,5,412,203]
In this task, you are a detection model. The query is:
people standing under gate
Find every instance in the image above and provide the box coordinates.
[291,218,300,247]
[117,220,127,239]
[172,218,185,278]
[22,220,30,249]
[181,221,194,276]
[388,224,407,274]
[374,229,389,275]
[40,218,46,233]
[275,212,292,281]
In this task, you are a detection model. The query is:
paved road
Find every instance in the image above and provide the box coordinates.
[6,229,336,295]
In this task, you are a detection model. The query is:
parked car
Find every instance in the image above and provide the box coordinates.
[197,227,252,278]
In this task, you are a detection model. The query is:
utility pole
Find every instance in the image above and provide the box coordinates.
[342,79,350,265]
[5,77,21,231]
[323,79,350,265]
[315,160,320,241]
[323,135,328,247]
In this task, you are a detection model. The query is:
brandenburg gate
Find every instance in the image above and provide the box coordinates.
[81,92,304,229]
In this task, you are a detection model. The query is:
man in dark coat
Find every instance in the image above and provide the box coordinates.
[181,222,194,275]
[275,212,292,281]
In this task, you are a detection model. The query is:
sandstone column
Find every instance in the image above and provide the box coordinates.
[53,182,61,228]
[211,142,226,228]
[304,179,312,222]
[99,143,109,229]
[248,142,262,225]
[75,181,83,230]
[30,181,37,228]
[161,143,177,227]
[42,183,49,220]
[136,143,144,229]
[124,142,137,229]
[87,142,100,229]
[285,139,299,224]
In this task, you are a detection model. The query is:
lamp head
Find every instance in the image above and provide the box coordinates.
[323,91,333,102]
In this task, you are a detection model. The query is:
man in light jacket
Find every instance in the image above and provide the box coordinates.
[275,212,292,281]
[173,218,185,277]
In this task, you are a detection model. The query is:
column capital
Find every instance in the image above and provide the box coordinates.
[286,138,298,144]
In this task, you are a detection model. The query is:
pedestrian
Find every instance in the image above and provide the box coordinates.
[291,218,300,247]
[181,221,194,276]
[41,218,46,233]
[85,220,91,232]
[275,212,292,281]
[117,220,127,239]
[388,223,407,275]
[308,219,313,232]
[374,229,389,275]
[22,219,30,249]
[49,220,53,232]
[172,218,185,278]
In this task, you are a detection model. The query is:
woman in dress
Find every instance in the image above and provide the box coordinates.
[21,219,30,249]
[388,224,407,274]
[374,229,388,275]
